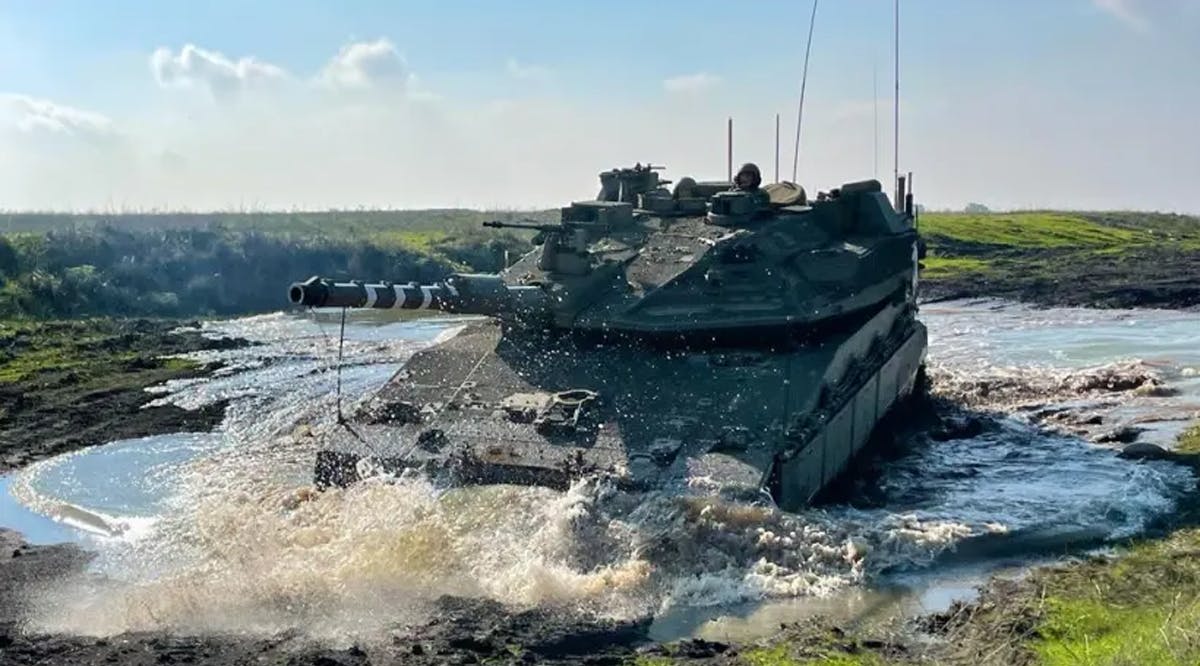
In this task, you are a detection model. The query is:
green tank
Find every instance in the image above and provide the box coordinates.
[289,163,927,509]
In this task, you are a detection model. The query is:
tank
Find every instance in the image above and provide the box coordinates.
[289,164,927,510]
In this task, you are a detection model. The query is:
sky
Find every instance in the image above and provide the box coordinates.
[1,0,1198,213]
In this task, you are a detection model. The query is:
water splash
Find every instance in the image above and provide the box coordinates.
[10,302,1200,640]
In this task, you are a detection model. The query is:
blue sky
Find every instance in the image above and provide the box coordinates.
[1,0,1198,212]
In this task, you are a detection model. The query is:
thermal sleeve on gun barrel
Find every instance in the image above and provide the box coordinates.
[289,274,548,319]
[288,278,450,310]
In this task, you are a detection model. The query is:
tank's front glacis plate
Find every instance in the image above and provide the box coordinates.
[323,320,814,497]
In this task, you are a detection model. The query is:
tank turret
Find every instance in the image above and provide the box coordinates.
[288,169,918,337]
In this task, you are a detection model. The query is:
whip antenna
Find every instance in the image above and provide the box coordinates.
[727,117,733,182]
[774,112,780,183]
[873,60,880,180]
[791,0,819,183]
[893,0,901,201]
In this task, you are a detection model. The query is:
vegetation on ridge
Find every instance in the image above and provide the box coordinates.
[0,210,543,319]
[918,210,1200,308]
[2,207,1197,318]
[921,211,1145,248]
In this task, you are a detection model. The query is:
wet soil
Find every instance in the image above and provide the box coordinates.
[0,320,246,473]
[920,244,1200,310]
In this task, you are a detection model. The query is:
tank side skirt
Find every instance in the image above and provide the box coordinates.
[772,311,925,509]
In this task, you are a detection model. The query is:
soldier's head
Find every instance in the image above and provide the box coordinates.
[734,163,762,191]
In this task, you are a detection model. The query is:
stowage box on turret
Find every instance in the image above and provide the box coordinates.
[290,163,927,510]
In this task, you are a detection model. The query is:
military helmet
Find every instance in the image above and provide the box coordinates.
[735,163,762,190]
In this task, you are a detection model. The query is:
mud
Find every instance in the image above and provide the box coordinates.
[0,320,245,473]
[925,358,1192,449]
[929,360,1169,411]
[920,244,1200,310]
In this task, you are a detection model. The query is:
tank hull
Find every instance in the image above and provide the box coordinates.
[314,302,926,511]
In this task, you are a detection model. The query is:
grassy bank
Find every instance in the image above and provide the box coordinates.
[0,318,243,471]
[918,211,1200,308]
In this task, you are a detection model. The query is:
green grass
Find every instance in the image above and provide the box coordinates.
[741,644,798,665]
[633,657,678,666]
[921,212,1148,248]
[917,211,1200,307]
[921,255,992,278]
[372,229,449,250]
[1030,531,1200,665]
[739,644,887,665]
[633,625,900,664]
[805,657,887,666]
[1036,596,1200,665]
[0,346,90,383]
[0,319,199,383]
[0,209,557,236]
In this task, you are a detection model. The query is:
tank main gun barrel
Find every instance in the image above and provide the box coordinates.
[289,277,451,310]
[483,219,570,233]
[288,274,549,320]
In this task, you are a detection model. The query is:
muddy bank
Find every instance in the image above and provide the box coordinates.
[918,210,1200,310]
[0,319,246,472]
[920,244,1200,310]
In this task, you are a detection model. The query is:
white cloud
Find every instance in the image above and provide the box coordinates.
[0,94,115,139]
[1093,0,1151,30]
[317,39,410,90]
[663,72,720,94]
[3,36,1198,213]
[505,58,551,81]
[151,44,288,99]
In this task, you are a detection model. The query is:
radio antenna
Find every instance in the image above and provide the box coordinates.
[791,0,819,183]
[726,117,733,182]
[873,60,880,180]
[774,113,781,183]
[893,0,901,199]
